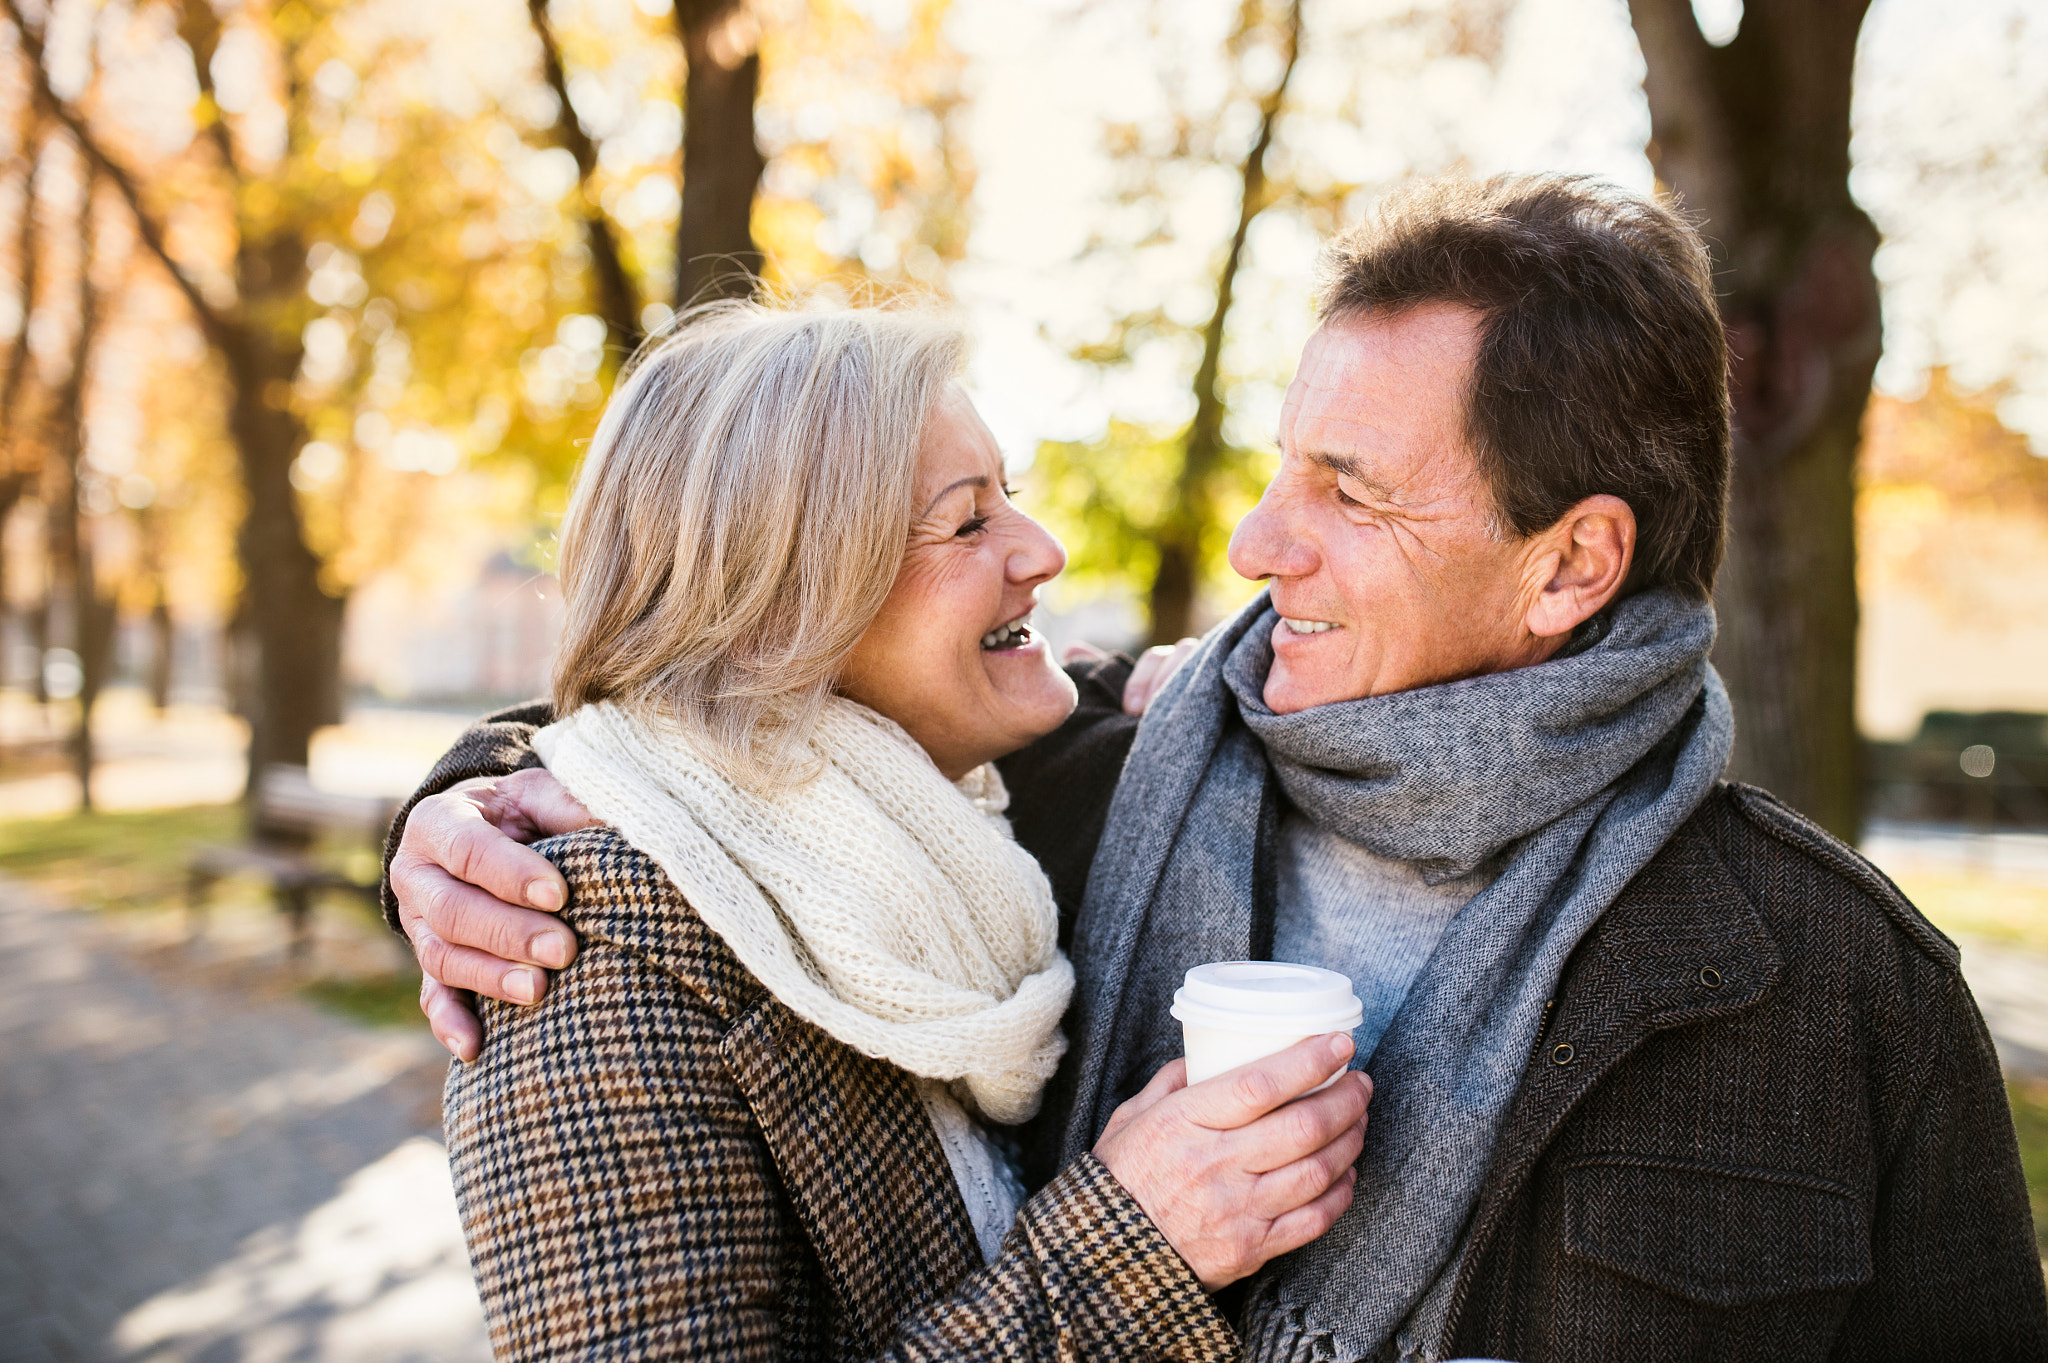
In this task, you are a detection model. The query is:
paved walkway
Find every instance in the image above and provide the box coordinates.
[0,877,490,1363]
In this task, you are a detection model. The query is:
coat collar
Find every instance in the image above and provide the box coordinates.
[1443,790,1785,1329]
[720,994,983,1349]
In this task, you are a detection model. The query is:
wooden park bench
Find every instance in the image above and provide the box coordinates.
[187,764,400,961]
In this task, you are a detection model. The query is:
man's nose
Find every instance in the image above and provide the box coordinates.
[1229,482,1317,582]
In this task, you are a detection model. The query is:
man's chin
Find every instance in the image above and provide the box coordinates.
[1262,664,1321,716]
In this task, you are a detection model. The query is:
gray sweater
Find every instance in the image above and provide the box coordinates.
[1271,810,1497,1061]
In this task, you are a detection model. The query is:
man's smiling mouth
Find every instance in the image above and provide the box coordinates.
[1280,617,1338,635]
[981,614,1036,651]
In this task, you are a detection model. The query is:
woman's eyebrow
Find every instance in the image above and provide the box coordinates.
[921,475,989,517]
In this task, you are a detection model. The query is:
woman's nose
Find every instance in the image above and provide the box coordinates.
[1009,512,1068,585]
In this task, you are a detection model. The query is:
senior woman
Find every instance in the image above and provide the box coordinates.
[439,302,1370,1361]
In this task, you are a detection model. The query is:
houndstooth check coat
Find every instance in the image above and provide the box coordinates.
[440,823,1240,1362]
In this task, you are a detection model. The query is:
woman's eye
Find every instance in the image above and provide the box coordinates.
[956,514,991,538]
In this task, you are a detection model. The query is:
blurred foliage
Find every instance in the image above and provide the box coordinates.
[1859,368,2048,628]
[1037,0,1513,635]
[1030,416,1271,609]
[0,0,977,634]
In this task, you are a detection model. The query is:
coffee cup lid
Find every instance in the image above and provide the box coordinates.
[1170,960,1364,1035]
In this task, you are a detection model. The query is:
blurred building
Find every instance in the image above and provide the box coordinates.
[343,552,563,707]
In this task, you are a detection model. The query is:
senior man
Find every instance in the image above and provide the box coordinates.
[385,175,2046,1361]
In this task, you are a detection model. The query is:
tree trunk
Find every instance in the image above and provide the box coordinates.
[673,0,764,306]
[219,310,343,780]
[1147,0,1303,645]
[1628,0,1880,839]
[47,168,112,811]
[148,596,174,711]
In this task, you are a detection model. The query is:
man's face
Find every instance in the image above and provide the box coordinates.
[1228,304,1563,715]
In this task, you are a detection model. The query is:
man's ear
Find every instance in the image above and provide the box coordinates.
[1524,495,1636,639]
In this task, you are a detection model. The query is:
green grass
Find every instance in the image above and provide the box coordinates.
[0,803,420,1027]
[301,974,424,1028]
[0,804,243,912]
[2010,1081,2048,1260]
[1897,867,2048,954]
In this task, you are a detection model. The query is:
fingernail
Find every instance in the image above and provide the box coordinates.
[505,968,541,1004]
[440,1034,463,1058]
[531,929,573,969]
[525,878,564,912]
[1328,1033,1354,1060]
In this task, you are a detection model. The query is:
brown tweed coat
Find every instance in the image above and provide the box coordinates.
[441,822,1240,1362]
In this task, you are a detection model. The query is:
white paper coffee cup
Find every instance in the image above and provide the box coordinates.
[1170,961,1365,1087]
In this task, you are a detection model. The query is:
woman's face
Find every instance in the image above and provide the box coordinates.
[838,386,1077,779]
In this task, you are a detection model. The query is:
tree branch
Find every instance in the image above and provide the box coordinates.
[176,0,242,178]
[525,0,643,353]
[1,0,237,350]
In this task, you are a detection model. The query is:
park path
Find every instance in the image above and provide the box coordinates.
[0,874,491,1363]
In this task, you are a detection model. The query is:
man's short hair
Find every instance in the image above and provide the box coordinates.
[1316,174,1730,600]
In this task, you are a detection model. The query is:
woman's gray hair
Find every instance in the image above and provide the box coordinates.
[552,300,966,789]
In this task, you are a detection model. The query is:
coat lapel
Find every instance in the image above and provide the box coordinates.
[721,995,982,1351]
[1446,798,1785,1318]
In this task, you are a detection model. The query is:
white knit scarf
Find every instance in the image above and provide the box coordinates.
[533,698,1074,1127]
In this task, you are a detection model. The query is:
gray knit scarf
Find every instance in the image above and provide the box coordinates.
[1054,587,1733,1362]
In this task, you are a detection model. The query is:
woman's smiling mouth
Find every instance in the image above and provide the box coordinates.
[980,614,1037,651]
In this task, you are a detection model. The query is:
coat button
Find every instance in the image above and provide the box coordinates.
[1551,1043,1575,1066]
[1699,966,1724,989]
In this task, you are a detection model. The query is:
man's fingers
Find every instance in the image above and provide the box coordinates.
[421,976,482,1061]
[1245,1101,1369,1215]
[1258,1167,1359,1262]
[1061,640,1110,666]
[410,924,553,1005]
[1183,1033,1357,1129]
[1122,645,1171,715]
[1098,1057,1188,1146]
[490,768,600,840]
[413,793,573,915]
[395,858,576,969]
[1233,1070,1372,1175]
[1122,637,1200,716]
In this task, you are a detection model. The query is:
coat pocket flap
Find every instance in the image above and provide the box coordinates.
[1562,1154,1872,1308]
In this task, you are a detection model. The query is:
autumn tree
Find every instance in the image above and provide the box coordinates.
[511,0,972,389]
[7,0,348,787]
[1628,0,1882,838]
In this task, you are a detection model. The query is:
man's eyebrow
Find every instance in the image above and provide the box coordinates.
[1306,452,1399,501]
[921,475,988,518]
